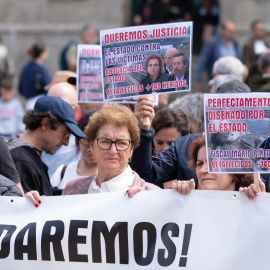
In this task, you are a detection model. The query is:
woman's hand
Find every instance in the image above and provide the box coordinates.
[239,179,266,200]
[124,186,146,198]
[24,190,43,207]
[171,179,195,195]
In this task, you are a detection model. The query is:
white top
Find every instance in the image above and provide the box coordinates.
[42,134,81,178]
[88,165,134,194]
[254,40,268,55]
[50,159,80,189]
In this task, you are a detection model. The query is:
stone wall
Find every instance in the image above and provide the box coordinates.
[0,0,270,93]
[0,0,131,86]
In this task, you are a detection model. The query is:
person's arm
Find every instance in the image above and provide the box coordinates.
[131,96,198,187]
[130,95,156,182]
[0,138,22,186]
[131,133,199,187]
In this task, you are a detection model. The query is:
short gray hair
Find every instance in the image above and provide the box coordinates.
[169,93,204,133]
[212,56,244,81]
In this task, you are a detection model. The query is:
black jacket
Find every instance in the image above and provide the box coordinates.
[9,146,52,196]
[130,128,201,187]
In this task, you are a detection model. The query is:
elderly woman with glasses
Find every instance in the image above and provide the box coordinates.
[62,103,160,195]
[140,53,172,95]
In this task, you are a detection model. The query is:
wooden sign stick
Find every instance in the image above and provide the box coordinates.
[253,172,261,192]
[143,116,150,127]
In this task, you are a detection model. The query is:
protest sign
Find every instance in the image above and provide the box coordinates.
[76,44,158,105]
[1,190,270,270]
[204,93,270,173]
[100,22,192,101]
[76,44,103,103]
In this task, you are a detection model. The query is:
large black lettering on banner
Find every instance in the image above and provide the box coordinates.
[68,220,88,262]
[41,220,65,261]
[133,222,157,266]
[92,221,129,264]
[0,225,17,259]
[15,222,37,260]
[158,222,179,266]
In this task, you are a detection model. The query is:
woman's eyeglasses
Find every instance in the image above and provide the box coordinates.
[96,138,131,151]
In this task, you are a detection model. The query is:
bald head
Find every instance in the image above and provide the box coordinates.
[48,82,79,113]
[221,21,236,42]
[165,48,178,72]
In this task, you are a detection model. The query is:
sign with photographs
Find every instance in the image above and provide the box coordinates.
[100,22,192,101]
[205,93,270,173]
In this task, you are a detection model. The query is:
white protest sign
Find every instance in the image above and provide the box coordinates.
[76,44,103,103]
[204,93,270,173]
[1,190,270,269]
[100,22,193,101]
[76,44,158,105]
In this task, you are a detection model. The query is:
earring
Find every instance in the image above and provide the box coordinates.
[128,157,131,162]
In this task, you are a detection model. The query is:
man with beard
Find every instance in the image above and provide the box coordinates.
[171,52,189,90]
[7,96,85,195]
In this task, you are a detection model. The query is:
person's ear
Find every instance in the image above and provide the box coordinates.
[74,105,81,116]
[40,117,50,131]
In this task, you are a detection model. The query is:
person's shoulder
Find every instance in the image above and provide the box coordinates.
[174,133,202,148]
[62,174,96,195]
[10,145,39,162]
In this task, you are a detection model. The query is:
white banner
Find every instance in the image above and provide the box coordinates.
[0,190,270,269]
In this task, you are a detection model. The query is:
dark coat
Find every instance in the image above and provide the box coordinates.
[130,128,201,188]
[243,37,270,69]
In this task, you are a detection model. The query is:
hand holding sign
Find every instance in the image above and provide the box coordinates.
[239,179,266,200]
[171,179,196,195]
[134,95,155,130]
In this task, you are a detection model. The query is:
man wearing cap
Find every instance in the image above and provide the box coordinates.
[42,82,82,178]
[7,96,85,196]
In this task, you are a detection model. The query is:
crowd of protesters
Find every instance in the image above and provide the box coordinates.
[0,10,270,206]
